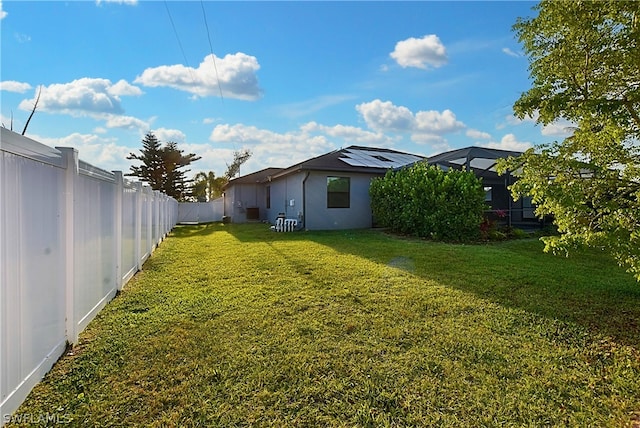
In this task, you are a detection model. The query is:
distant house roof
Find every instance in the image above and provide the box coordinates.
[270,146,425,180]
[225,167,284,188]
[426,146,523,179]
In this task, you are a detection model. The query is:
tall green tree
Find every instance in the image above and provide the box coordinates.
[127,132,201,201]
[126,132,164,189]
[498,1,640,280]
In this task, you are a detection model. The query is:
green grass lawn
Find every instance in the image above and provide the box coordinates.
[10,223,640,427]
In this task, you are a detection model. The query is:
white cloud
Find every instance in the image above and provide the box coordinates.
[466,129,491,140]
[300,121,397,146]
[0,1,7,20]
[1,113,14,129]
[95,0,137,5]
[541,119,576,137]
[482,134,532,152]
[31,132,134,173]
[356,100,414,132]
[208,123,336,172]
[502,112,575,137]
[355,99,465,146]
[497,113,537,130]
[103,114,149,131]
[135,53,262,100]
[17,78,148,131]
[15,33,31,43]
[390,34,447,70]
[153,127,186,143]
[19,78,141,116]
[502,47,521,58]
[0,80,32,93]
[414,109,464,134]
[108,79,143,96]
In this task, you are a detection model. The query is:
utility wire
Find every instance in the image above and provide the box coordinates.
[200,0,224,102]
[164,1,196,85]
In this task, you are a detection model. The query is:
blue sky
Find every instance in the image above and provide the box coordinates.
[1,0,571,178]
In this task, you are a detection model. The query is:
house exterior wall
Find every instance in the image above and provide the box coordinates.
[265,172,305,225]
[224,183,267,223]
[304,171,378,230]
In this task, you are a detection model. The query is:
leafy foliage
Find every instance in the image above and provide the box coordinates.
[192,171,226,202]
[499,1,640,280]
[369,163,486,241]
[190,150,252,201]
[224,149,252,180]
[127,132,201,201]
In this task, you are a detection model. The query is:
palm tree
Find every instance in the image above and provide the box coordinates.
[193,171,226,202]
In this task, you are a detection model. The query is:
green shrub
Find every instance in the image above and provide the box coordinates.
[370,162,487,242]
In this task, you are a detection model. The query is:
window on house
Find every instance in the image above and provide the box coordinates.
[523,196,535,219]
[327,177,350,208]
[484,186,493,202]
[266,185,271,209]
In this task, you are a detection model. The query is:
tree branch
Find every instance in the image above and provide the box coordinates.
[22,86,41,135]
[623,97,640,131]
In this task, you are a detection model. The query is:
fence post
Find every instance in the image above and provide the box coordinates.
[134,182,143,272]
[113,171,123,291]
[58,147,78,345]
[146,186,153,256]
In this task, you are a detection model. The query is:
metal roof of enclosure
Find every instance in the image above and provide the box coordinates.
[426,146,523,179]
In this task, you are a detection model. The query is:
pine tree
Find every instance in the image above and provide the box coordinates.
[126,132,201,201]
[126,132,164,189]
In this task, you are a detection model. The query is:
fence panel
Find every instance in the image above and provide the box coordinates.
[0,128,178,424]
[74,163,118,335]
[1,144,67,420]
[177,198,224,224]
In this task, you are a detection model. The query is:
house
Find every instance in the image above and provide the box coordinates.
[223,145,540,231]
[426,146,539,227]
[223,146,424,230]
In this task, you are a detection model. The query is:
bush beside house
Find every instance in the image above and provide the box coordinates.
[370,163,487,242]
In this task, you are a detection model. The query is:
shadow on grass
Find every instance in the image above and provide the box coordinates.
[334,232,640,349]
[171,223,640,348]
[171,222,229,238]
[216,223,640,349]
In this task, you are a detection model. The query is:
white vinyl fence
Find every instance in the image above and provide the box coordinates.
[0,128,178,423]
[177,198,224,224]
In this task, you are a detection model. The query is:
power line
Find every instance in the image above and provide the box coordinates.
[200,0,224,102]
[164,1,196,85]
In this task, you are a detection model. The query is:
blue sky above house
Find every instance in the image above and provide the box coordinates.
[0,0,571,178]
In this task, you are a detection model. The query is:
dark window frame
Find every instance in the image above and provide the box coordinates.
[327,176,350,208]
[266,185,271,209]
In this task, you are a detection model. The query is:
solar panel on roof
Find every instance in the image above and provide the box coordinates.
[339,157,370,167]
[340,149,422,168]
